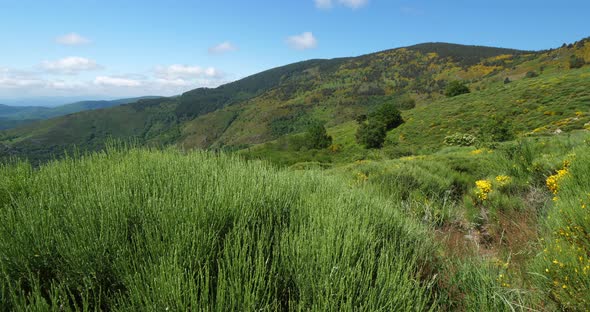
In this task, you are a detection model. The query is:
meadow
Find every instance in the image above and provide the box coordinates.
[1,130,589,310]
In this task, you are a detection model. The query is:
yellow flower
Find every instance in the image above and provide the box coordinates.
[495,175,511,186]
[475,180,492,201]
[546,166,569,195]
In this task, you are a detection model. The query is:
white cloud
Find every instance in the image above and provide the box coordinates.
[314,0,333,9]
[286,32,318,50]
[155,65,223,80]
[41,57,101,75]
[339,0,369,9]
[208,41,238,54]
[94,76,142,87]
[315,0,368,9]
[0,67,45,88]
[56,33,91,46]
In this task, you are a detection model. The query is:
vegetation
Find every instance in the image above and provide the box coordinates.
[356,102,404,149]
[444,81,470,97]
[569,55,586,69]
[1,37,590,310]
[356,121,387,149]
[303,121,332,149]
[0,146,437,310]
[0,97,161,130]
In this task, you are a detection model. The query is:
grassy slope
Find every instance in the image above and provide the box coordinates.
[0,147,437,310]
[240,65,590,167]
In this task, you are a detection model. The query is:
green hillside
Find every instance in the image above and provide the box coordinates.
[1,37,589,164]
[0,97,162,130]
[1,36,590,310]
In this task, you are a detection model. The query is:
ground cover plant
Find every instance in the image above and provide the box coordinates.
[0,146,439,311]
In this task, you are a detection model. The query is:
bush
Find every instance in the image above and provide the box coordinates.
[481,118,514,142]
[444,81,470,97]
[303,122,332,149]
[568,55,585,69]
[356,102,405,149]
[444,133,478,146]
[356,121,387,149]
[370,102,404,130]
[525,71,538,78]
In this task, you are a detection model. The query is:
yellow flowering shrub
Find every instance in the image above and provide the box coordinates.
[475,180,492,201]
[495,175,512,187]
[546,161,570,195]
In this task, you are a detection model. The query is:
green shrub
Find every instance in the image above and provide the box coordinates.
[525,71,538,78]
[569,55,585,69]
[444,133,478,146]
[444,81,471,97]
[356,121,387,149]
[303,122,332,149]
[0,147,438,310]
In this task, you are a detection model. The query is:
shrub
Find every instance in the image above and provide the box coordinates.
[444,133,478,146]
[356,121,387,149]
[303,122,332,150]
[568,55,585,69]
[525,71,538,78]
[481,118,515,142]
[370,102,404,130]
[444,81,470,97]
[356,102,405,149]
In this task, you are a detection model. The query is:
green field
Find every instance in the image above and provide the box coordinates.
[1,37,590,310]
[1,132,589,310]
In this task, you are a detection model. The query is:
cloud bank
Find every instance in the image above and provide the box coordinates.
[286,32,318,50]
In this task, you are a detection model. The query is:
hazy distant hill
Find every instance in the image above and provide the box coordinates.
[0,96,162,130]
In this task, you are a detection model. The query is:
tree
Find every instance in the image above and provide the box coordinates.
[370,102,404,129]
[569,55,586,69]
[356,102,404,149]
[303,122,332,149]
[444,81,470,97]
[356,121,387,149]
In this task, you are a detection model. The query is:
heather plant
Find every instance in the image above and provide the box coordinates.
[0,146,438,311]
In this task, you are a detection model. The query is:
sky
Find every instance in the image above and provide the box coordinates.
[0,0,588,102]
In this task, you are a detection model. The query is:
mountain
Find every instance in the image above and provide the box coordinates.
[1,38,589,163]
[0,96,162,130]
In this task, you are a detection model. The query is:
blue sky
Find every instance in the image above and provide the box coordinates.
[0,0,588,100]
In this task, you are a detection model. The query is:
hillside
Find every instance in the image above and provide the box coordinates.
[0,96,162,130]
[1,38,589,163]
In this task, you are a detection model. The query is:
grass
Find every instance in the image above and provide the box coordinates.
[0,145,438,311]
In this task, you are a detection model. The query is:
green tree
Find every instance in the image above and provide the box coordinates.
[370,102,404,129]
[304,122,332,149]
[444,81,470,97]
[356,121,387,149]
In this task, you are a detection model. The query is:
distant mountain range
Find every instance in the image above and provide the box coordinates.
[0,96,162,130]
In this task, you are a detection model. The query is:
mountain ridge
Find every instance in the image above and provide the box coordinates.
[1,37,589,163]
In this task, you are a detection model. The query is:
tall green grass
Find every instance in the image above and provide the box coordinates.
[0,146,438,311]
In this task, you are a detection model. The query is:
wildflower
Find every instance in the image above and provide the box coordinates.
[475,180,492,201]
[546,166,569,195]
[495,175,511,186]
